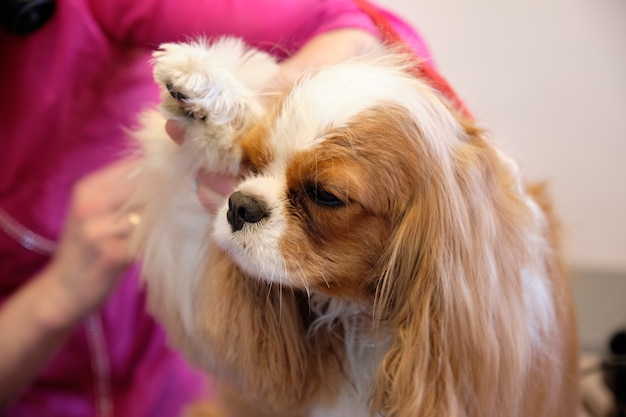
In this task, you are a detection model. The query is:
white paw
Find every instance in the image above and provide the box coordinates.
[151,37,279,174]
[153,37,278,127]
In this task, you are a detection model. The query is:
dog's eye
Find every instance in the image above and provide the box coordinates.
[306,186,344,207]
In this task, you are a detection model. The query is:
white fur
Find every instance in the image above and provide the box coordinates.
[264,54,463,175]
[497,150,556,349]
[522,198,557,349]
[154,37,279,174]
[307,295,390,417]
[128,38,278,338]
[213,175,290,284]
[128,37,568,416]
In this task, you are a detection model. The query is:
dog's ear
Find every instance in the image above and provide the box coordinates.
[371,130,542,417]
[193,244,318,413]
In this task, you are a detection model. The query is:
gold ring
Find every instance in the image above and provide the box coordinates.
[128,213,141,226]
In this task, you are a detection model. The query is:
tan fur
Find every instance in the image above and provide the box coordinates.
[131,38,581,417]
[191,105,579,416]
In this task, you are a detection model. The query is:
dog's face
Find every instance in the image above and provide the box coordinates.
[204,59,568,415]
[212,59,464,305]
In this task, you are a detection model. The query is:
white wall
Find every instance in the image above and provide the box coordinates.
[377,0,626,273]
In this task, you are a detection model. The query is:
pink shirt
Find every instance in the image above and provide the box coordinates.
[0,1,431,416]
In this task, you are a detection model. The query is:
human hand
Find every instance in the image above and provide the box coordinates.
[44,158,140,326]
[165,119,238,213]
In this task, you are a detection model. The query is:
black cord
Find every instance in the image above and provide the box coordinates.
[0,0,56,35]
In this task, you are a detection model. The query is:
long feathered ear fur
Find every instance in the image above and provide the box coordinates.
[191,244,345,414]
[372,114,578,417]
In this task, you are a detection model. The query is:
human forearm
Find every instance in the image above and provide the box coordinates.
[0,264,79,409]
[0,159,139,409]
[277,28,381,86]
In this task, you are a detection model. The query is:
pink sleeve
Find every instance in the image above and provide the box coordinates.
[88,0,431,59]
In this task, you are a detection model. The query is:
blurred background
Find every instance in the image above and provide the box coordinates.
[377,0,626,354]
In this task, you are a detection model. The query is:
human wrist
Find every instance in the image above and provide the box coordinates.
[33,262,88,333]
[279,29,381,83]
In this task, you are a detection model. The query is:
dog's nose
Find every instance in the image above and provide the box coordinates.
[227,191,268,232]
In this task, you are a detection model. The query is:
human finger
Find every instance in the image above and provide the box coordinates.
[80,211,140,243]
[165,119,186,145]
[72,158,142,217]
[196,171,238,213]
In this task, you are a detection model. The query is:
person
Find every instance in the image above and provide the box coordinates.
[0,0,433,416]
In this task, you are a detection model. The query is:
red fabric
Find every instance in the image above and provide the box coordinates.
[354,0,473,118]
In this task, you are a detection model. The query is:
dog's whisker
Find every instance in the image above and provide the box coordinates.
[318,265,332,289]
[278,279,284,326]
[264,278,274,309]
[291,259,311,295]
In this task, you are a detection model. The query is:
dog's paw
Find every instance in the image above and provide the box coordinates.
[151,37,279,173]
[154,38,246,126]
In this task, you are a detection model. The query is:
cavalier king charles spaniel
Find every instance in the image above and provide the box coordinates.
[127,37,581,417]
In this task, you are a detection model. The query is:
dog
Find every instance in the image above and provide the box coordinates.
[127,37,581,417]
